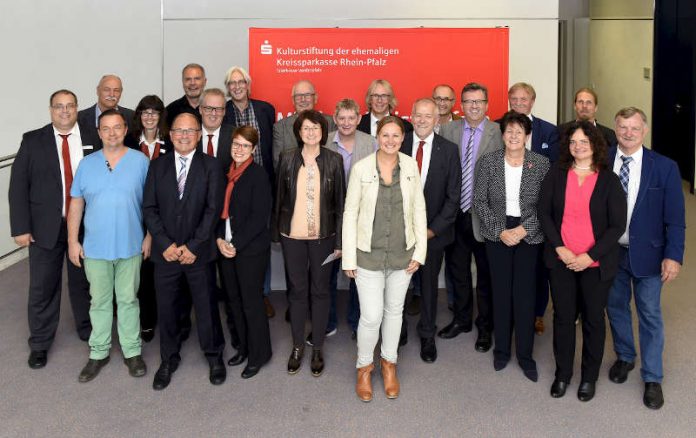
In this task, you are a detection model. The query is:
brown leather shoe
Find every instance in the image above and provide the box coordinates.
[356,364,375,402]
[264,297,275,318]
[534,317,545,335]
[380,358,400,399]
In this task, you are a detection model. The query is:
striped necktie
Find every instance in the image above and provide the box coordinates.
[460,128,475,212]
[619,155,633,195]
[177,156,188,199]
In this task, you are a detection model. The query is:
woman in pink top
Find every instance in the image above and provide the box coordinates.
[539,121,626,402]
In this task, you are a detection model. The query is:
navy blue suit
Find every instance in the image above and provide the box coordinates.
[606,146,685,383]
[530,116,560,163]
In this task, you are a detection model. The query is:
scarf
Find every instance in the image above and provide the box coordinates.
[220,156,253,219]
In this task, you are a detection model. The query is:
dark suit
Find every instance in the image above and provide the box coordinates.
[357,112,414,136]
[217,163,273,367]
[77,104,134,149]
[401,133,461,339]
[143,150,225,362]
[539,163,626,382]
[8,122,101,349]
[606,146,685,383]
[198,124,234,174]
[223,99,275,186]
[558,120,617,148]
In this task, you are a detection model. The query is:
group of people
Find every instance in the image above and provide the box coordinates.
[8,63,685,411]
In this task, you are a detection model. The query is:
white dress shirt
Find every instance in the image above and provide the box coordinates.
[525,114,534,150]
[504,160,523,217]
[53,123,85,216]
[174,149,195,176]
[410,132,434,188]
[370,113,380,137]
[613,146,643,245]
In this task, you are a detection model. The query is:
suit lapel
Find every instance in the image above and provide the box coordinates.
[634,147,653,213]
[476,123,494,160]
[181,151,202,204]
[43,125,63,185]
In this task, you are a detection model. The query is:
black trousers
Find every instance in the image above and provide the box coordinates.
[27,220,91,350]
[154,261,224,362]
[445,210,493,331]
[485,239,539,369]
[219,250,272,367]
[549,266,613,383]
[416,245,445,339]
[137,258,157,331]
[281,236,334,349]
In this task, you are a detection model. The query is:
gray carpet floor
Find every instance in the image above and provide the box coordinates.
[2,192,696,437]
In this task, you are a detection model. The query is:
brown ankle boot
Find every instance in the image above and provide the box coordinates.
[380,358,400,399]
[356,363,375,402]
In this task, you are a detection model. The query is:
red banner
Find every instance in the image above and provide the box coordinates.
[249,27,509,122]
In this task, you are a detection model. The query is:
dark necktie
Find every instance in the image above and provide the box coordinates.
[416,140,425,173]
[207,134,214,156]
[59,134,73,216]
[619,155,633,195]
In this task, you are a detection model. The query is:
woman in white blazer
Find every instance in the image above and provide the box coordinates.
[342,116,427,402]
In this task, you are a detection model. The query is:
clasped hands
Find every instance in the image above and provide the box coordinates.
[163,243,197,264]
[556,246,593,272]
[499,225,527,247]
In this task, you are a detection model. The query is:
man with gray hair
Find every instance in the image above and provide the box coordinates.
[78,74,134,148]
[166,63,207,126]
[272,79,335,169]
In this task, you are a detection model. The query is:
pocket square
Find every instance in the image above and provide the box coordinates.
[541,142,549,149]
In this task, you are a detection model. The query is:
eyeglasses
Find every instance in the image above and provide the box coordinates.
[227,80,247,88]
[301,126,321,133]
[141,110,160,118]
[370,94,391,101]
[462,99,487,106]
[99,125,125,134]
[51,103,77,112]
[293,93,315,101]
[201,106,225,114]
[170,128,200,137]
[232,141,253,150]
[433,97,455,103]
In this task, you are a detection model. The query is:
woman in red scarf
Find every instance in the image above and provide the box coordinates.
[216,126,273,379]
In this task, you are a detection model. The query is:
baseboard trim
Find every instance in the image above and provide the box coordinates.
[0,247,28,271]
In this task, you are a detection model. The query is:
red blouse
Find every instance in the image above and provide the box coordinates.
[560,170,600,267]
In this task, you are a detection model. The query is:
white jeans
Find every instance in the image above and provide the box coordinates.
[355,267,412,367]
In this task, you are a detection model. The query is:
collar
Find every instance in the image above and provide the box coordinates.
[413,131,434,145]
[53,123,80,138]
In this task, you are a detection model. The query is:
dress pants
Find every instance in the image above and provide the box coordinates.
[219,250,272,367]
[281,236,335,349]
[445,210,493,331]
[355,267,412,367]
[27,220,91,350]
[137,258,157,331]
[416,245,445,339]
[154,261,225,362]
[534,250,551,318]
[607,248,665,383]
[485,239,538,370]
[549,266,613,383]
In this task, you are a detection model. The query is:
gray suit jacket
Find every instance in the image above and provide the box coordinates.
[325,130,376,180]
[272,113,336,170]
[439,118,503,241]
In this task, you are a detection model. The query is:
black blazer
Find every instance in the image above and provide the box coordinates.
[538,163,627,279]
[222,99,275,186]
[216,163,272,256]
[197,123,234,174]
[9,122,101,249]
[400,133,461,250]
[357,113,414,136]
[143,150,224,265]
[77,104,134,149]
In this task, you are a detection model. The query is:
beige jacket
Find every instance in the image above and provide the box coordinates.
[342,152,428,270]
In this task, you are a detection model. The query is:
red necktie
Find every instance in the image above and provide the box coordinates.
[140,141,150,159]
[59,134,73,217]
[416,140,425,173]
[207,134,214,156]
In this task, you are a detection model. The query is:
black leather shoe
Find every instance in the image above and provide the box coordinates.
[399,330,408,347]
[523,368,539,382]
[310,349,324,377]
[78,357,110,383]
[140,328,155,343]
[28,350,47,369]
[493,358,508,371]
[153,358,180,390]
[577,381,596,402]
[287,346,304,374]
[475,330,492,353]
[420,338,437,363]
[227,352,247,367]
[124,355,147,377]
[406,295,421,316]
[643,382,664,410]
[550,379,568,398]
[437,320,472,339]
[609,360,635,384]
[209,357,227,385]
[241,364,261,379]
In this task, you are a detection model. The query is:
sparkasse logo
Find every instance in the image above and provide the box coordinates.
[261,40,272,55]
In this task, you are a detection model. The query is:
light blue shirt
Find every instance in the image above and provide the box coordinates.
[71,149,149,260]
